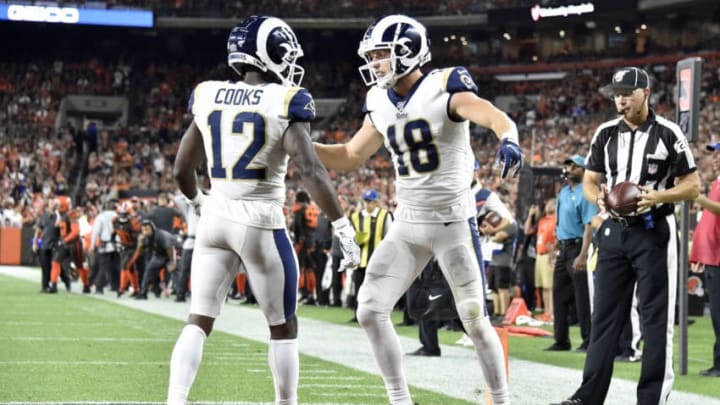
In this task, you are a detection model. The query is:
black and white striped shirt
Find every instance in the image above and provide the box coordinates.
[585,109,696,213]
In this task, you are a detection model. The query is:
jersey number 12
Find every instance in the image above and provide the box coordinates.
[208,110,266,180]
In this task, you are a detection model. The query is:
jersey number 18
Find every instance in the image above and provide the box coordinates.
[387,119,439,176]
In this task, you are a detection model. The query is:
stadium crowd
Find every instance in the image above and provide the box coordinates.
[1,23,720,313]
[3,57,720,224]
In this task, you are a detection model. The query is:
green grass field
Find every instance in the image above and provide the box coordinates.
[0,274,471,404]
[295,297,720,399]
[1,271,718,403]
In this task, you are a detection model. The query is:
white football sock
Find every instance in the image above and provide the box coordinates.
[464,316,509,405]
[357,307,413,405]
[268,339,299,405]
[167,324,207,405]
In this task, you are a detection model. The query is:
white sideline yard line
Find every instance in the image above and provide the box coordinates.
[0,403,347,405]
[6,336,176,342]
[2,265,719,405]
[0,361,270,367]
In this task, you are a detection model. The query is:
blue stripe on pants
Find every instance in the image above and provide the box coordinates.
[273,229,298,321]
[467,217,489,316]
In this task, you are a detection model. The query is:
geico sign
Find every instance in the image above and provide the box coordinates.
[7,5,80,24]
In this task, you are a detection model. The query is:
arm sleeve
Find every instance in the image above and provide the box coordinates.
[669,128,697,176]
[585,128,607,173]
[286,88,316,122]
[444,66,479,95]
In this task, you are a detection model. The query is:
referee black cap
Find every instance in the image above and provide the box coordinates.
[611,67,650,91]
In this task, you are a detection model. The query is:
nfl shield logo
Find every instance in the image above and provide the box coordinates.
[395,101,407,119]
[648,162,658,175]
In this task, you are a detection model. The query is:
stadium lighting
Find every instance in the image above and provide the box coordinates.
[614,25,622,34]
[503,32,512,40]
[559,30,566,38]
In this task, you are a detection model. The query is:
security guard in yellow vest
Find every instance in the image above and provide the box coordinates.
[348,189,393,321]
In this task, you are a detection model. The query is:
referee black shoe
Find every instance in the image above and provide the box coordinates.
[407,348,441,357]
[544,342,571,351]
[699,367,720,377]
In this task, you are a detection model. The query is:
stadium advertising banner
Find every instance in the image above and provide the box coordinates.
[0,4,153,28]
[490,0,637,24]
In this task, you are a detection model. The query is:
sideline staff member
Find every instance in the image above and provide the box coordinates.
[545,155,595,353]
[690,142,720,378]
[554,67,700,405]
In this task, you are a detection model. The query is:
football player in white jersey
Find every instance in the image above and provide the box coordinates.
[314,15,522,405]
[168,15,360,405]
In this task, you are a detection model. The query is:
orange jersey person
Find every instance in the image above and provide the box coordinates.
[49,196,89,293]
[114,201,142,296]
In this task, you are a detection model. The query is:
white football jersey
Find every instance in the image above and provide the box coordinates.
[364,67,478,223]
[190,80,315,228]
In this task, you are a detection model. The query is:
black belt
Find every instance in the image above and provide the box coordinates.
[558,238,582,248]
[611,205,674,228]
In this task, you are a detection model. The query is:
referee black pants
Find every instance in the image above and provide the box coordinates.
[573,216,675,405]
[552,242,591,347]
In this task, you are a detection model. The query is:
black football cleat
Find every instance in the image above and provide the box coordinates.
[699,367,720,377]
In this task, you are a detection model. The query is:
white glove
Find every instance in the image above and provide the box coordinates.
[190,189,206,216]
[332,217,360,271]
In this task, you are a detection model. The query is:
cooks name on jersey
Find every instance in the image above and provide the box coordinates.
[214,88,263,105]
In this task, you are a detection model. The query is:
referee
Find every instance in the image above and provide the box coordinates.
[553,67,700,405]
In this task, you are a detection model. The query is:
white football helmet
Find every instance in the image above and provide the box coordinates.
[357,15,431,89]
[227,15,305,87]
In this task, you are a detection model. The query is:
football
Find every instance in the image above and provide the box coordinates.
[605,182,642,216]
[482,211,503,228]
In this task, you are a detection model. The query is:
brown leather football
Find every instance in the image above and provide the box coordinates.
[482,211,503,228]
[605,182,642,216]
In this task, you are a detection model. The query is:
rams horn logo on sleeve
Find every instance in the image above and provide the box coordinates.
[304,100,316,114]
[461,73,474,89]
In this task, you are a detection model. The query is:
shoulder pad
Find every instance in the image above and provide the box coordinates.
[362,86,382,114]
[285,87,315,122]
[188,81,211,114]
[443,67,478,95]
